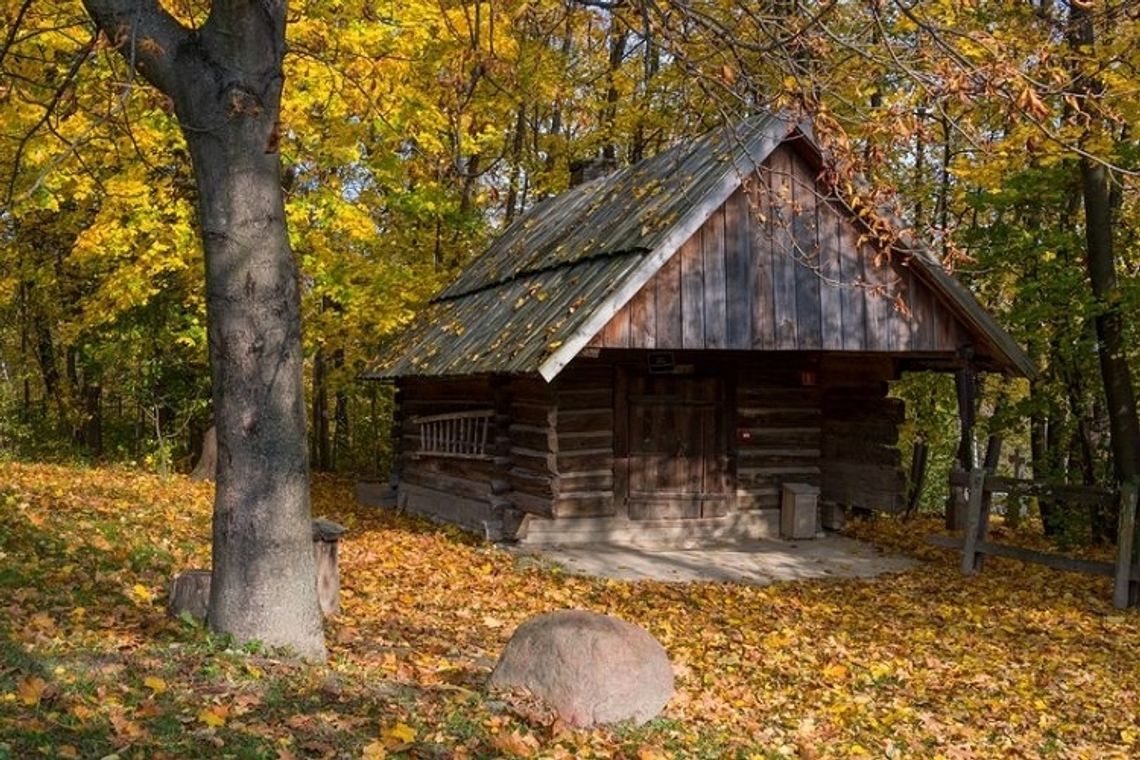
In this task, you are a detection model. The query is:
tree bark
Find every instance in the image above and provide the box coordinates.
[190,425,217,482]
[1068,5,1140,491]
[1078,158,1140,485]
[312,344,330,471]
[332,348,349,470]
[82,0,325,659]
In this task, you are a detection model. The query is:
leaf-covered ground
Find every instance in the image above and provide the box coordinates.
[1,462,1138,759]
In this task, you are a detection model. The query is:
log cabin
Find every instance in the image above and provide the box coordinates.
[362,114,1034,544]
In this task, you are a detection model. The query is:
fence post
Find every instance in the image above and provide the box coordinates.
[1114,482,1138,609]
[961,467,986,575]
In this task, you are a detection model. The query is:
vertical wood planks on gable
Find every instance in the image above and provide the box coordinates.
[655,250,683,347]
[601,299,631,348]
[725,186,754,349]
[629,284,656,349]
[863,244,893,351]
[791,153,822,350]
[934,295,961,351]
[838,214,867,351]
[891,268,916,352]
[769,147,798,349]
[819,201,844,350]
[750,166,777,350]
[680,230,705,348]
[703,206,729,349]
[907,266,934,350]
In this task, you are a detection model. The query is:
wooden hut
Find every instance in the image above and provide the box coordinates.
[363,114,1034,544]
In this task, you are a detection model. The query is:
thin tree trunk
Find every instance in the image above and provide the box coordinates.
[332,348,348,470]
[601,22,628,162]
[1068,5,1140,489]
[191,425,217,482]
[504,104,526,224]
[312,344,330,471]
[1078,158,1139,484]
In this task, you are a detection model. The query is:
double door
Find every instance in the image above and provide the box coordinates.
[622,373,728,519]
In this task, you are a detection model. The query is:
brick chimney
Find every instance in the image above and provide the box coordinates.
[569,156,617,187]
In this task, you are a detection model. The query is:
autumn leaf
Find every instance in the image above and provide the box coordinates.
[198,705,229,728]
[70,704,96,722]
[822,663,849,681]
[143,676,167,694]
[380,720,415,748]
[16,676,48,707]
[489,729,540,758]
[110,712,146,742]
[360,739,387,760]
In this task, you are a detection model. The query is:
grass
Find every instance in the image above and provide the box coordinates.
[0,461,1138,758]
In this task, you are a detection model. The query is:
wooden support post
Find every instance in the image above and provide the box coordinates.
[1114,482,1138,609]
[948,363,977,530]
[961,467,986,575]
[949,464,967,532]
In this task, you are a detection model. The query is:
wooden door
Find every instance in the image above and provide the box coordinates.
[624,374,727,519]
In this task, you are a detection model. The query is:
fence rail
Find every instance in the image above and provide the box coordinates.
[929,468,1139,609]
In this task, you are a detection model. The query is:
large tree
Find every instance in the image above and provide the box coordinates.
[79,0,325,658]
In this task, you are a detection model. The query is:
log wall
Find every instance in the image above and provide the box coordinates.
[733,361,822,511]
[393,352,909,537]
[819,357,906,512]
[395,376,500,533]
[551,364,617,518]
[506,376,558,518]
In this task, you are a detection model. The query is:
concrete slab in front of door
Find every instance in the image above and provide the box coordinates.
[510,534,915,585]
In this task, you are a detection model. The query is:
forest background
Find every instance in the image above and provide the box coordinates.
[1,0,1137,541]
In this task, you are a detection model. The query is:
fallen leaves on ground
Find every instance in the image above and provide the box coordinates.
[0,461,1138,758]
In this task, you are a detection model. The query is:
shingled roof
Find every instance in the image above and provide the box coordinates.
[365,113,1035,381]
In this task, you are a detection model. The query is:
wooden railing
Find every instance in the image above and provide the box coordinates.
[412,409,494,459]
[927,469,1139,609]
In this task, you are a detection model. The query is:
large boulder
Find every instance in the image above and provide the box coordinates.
[488,609,674,727]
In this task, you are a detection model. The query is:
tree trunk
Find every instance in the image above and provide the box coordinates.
[83,382,102,457]
[82,0,325,659]
[332,348,349,470]
[190,425,217,482]
[312,345,330,471]
[504,103,527,224]
[1068,5,1140,492]
[601,24,628,162]
[189,101,325,659]
[948,365,977,530]
[1078,158,1140,486]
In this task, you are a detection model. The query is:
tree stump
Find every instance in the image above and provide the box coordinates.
[169,569,211,621]
[312,518,347,615]
[169,519,345,623]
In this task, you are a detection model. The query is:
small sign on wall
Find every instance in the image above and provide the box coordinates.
[648,352,674,374]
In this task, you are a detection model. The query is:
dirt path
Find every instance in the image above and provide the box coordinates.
[513,534,916,584]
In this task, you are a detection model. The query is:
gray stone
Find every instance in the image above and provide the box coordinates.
[488,609,674,727]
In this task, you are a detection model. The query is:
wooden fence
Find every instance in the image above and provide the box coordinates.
[927,469,1140,609]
